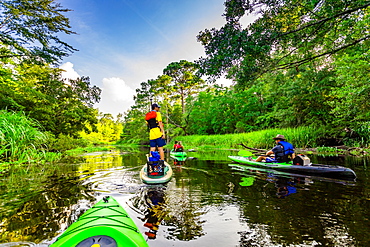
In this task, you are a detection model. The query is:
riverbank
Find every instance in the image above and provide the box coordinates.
[171,127,370,156]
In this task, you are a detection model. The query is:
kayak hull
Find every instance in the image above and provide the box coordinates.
[170,150,187,158]
[171,156,187,162]
[140,161,173,184]
[228,156,356,179]
[50,196,148,247]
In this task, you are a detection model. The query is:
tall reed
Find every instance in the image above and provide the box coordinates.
[0,110,51,164]
[175,126,327,150]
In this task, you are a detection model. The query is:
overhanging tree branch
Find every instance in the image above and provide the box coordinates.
[276,3,370,39]
[275,35,370,70]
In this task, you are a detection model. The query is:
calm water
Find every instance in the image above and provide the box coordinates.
[0,148,369,247]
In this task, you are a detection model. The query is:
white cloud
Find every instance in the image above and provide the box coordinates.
[215,76,234,87]
[59,62,80,80]
[95,77,135,117]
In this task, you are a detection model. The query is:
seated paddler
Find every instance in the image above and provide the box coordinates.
[255,134,295,163]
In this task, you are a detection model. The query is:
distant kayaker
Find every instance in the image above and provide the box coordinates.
[173,141,184,152]
[145,103,166,164]
[255,134,295,163]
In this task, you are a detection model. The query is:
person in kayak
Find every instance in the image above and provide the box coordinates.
[146,103,166,164]
[173,141,184,152]
[255,134,295,163]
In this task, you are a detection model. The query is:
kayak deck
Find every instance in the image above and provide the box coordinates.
[228,156,356,179]
[50,196,148,247]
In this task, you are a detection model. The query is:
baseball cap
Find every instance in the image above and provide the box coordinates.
[152,103,161,108]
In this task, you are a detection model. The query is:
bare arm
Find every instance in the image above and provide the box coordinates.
[158,121,165,138]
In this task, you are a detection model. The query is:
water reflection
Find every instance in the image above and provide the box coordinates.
[129,186,166,240]
[275,177,298,198]
[0,150,369,246]
[0,165,96,246]
[128,184,206,243]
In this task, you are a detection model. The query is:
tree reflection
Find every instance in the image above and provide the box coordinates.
[0,164,95,244]
[129,185,205,241]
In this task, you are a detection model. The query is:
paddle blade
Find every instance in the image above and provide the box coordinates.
[238,150,253,157]
[239,177,255,187]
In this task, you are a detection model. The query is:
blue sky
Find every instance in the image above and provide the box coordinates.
[58,0,246,116]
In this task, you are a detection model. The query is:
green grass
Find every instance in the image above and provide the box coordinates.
[0,110,53,165]
[173,126,329,150]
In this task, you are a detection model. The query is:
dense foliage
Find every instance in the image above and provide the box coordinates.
[0,0,110,165]
[122,1,370,147]
[197,0,370,86]
[0,0,76,63]
[0,62,101,137]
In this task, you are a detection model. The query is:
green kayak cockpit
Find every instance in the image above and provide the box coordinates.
[76,235,117,247]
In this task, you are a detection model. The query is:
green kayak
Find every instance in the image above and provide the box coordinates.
[50,196,149,247]
[171,156,187,162]
[170,149,187,158]
[228,155,356,179]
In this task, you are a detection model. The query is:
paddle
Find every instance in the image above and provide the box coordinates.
[239,176,255,187]
[238,143,267,152]
[238,150,253,157]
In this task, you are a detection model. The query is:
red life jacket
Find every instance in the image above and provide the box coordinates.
[145,111,159,129]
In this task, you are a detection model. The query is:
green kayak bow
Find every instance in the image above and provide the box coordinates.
[50,196,149,247]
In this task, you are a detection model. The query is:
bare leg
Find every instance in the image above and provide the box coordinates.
[157,147,164,160]
[150,147,156,156]
[255,156,265,162]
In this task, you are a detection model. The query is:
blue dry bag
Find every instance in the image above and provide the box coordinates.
[149,151,160,162]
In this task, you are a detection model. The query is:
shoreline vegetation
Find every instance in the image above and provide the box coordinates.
[0,110,110,169]
[2,1,370,167]
[172,127,370,157]
[1,109,369,172]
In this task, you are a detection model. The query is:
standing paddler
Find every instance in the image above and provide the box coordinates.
[145,103,166,165]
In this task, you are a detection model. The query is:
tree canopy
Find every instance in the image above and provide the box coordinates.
[0,0,76,63]
[0,1,101,139]
[197,0,370,87]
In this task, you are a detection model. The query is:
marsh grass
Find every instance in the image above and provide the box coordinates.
[175,127,327,150]
[0,110,59,165]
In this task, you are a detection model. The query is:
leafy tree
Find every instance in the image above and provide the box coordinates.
[162,60,205,114]
[121,107,148,144]
[330,44,370,127]
[38,75,101,136]
[124,60,206,139]
[254,64,337,128]
[0,0,76,63]
[197,0,370,87]
[0,62,101,137]
[187,85,269,135]
[80,113,123,143]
